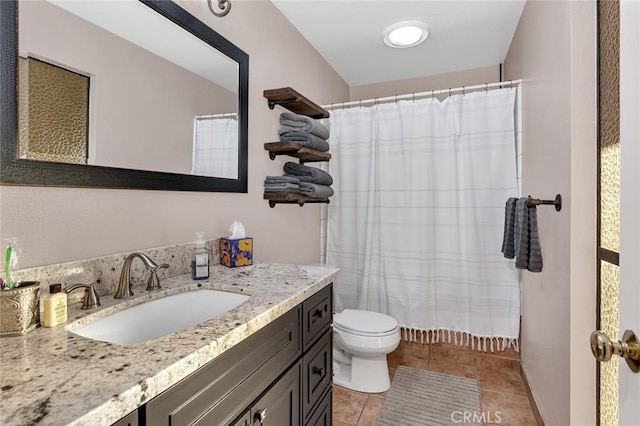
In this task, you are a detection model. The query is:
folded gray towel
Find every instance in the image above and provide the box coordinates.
[264,187,300,194]
[280,112,330,140]
[513,197,543,272]
[514,198,529,269]
[283,162,333,185]
[264,175,300,184]
[298,182,334,199]
[278,129,330,152]
[264,182,299,190]
[501,197,517,259]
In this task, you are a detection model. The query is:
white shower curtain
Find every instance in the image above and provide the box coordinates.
[192,116,238,178]
[327,88,520,351]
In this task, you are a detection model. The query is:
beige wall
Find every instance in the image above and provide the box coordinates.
[0,0,349,269]
[20,0,237,175]
[349,65,499,101]
[504,1,597,425]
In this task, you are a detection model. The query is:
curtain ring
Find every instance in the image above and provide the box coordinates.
[431,90,435,100]
[375,97,379,105]
[485,82,488,92]
[395,94,398,103]
[413,92,415,103]
[449,88,452,97]
[359,99,362,108]
[342,101,345,110]
[462,86,466,95]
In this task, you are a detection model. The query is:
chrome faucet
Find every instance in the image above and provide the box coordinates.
[114,253,169,299]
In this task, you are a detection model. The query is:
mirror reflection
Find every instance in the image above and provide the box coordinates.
[18,0,239,179]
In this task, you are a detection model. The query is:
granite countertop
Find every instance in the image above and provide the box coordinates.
[0,263,338,426]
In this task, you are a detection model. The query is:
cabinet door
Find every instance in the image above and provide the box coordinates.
[111,410,138,426]
[305,388,332,426]
[147,307,300,426]
[250,362,300,426]
[231,410,251,426]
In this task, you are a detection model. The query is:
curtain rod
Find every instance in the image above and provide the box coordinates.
[323,79,523,110]
[195,112,237,120]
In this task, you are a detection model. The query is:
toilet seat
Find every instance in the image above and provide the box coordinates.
[334,309,398,337]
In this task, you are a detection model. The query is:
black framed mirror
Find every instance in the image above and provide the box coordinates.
[0,0,249,192]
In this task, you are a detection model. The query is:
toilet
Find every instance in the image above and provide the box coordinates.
[333,309,400,393]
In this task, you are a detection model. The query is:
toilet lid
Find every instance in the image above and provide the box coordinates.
[334,309,398,335]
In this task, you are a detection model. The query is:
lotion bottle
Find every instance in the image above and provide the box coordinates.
[44,283,67,327]
[191,232,210,280]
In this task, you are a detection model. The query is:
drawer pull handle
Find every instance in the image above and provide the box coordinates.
[254,408,267,424]
[312,366,324,376]
[313,308,326,319]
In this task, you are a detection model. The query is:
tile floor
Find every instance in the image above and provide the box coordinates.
[332,341,539,426]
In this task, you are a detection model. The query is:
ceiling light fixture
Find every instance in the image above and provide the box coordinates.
[207,0,231,17]
[382,21,429,48]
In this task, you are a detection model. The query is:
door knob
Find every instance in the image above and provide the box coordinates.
[590,329,640,373]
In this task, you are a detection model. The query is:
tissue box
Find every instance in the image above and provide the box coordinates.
[220,237,253,268]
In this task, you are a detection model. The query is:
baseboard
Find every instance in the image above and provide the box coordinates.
[519,363,545,426]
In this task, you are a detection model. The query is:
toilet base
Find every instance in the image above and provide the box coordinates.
[333,355,391,393]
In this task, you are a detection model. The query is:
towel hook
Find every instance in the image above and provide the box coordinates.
[526,194,563,212]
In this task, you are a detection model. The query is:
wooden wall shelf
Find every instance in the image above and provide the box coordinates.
[264,193,330,208]
[264,142,331,163]
[263,87,330,119]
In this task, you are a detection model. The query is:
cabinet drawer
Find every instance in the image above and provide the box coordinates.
[302,284,332,351]
[305,387,332,426]
[146,307,301,426]
[302,329,332,422]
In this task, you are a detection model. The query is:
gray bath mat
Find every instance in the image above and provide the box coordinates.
[378,366,482,426]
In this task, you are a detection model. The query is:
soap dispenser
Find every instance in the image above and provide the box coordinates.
[192,232,209,280]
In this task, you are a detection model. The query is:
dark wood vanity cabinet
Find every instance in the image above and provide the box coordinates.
[127,283,333,426]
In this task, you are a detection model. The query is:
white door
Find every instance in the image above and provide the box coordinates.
[592,1,640,425]
[618,1,640,423]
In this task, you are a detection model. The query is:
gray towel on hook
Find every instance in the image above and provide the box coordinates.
[501,197,517,259]
[514,198,530,269]
[284,162,333,185]
[527,205,543,272]
[278,129,330,152]
[513,197,544,272]
[280,112,330,140]
[298,182,334,199]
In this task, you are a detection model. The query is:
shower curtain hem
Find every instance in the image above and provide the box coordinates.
[399,326,520,353]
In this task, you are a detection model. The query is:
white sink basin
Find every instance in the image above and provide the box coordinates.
[70,290,250,345]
